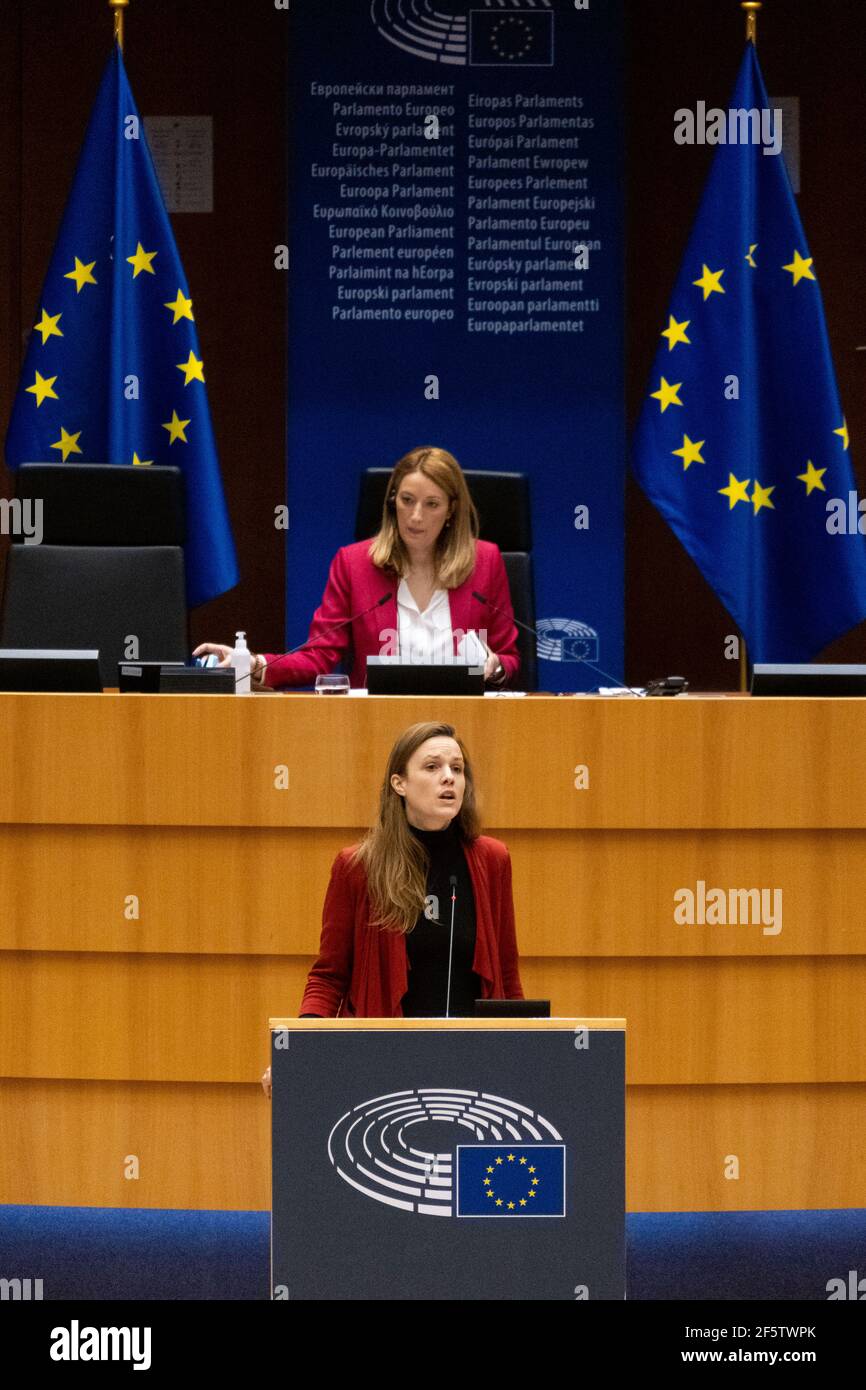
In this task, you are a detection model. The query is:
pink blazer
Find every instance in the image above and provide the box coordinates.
[263,537,520,689]
[300,834,525,1018]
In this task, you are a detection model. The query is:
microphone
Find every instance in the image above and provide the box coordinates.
[445,874,458,1019]
[472,590,643,697]
[255,592,392,683]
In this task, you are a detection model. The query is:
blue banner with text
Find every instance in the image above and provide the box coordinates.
[286,0,624,690]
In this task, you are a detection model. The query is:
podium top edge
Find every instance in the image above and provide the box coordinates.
[268,1017,626,1031]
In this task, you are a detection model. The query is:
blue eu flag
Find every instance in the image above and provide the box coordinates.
[456,1144,566,1217]
[4,44,238,608]
[469,11,554,67]
[632,45,866,662]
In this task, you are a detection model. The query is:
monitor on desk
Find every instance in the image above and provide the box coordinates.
[0,648,102,692]
[751,663,866,696]
[366,658,486,696]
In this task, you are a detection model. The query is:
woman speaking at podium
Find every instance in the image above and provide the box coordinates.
[194,446,520,688]
[261,720,524,1094]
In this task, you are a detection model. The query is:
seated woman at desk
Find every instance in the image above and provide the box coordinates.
[194,445,520,689]
[261,720,524,1094]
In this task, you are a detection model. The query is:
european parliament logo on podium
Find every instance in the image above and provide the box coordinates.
[456,1144,566,1218]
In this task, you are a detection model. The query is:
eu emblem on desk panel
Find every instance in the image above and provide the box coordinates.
[272,1026,624,1300]
[4,44,237,609]
[632,44,866,662]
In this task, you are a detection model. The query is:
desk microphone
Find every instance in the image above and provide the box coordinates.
[471,590,643,697]
[256,593,392,683]
[445,874,458,1019]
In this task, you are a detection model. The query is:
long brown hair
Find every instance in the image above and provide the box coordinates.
[367,446,480,589]
[351,721,482,934]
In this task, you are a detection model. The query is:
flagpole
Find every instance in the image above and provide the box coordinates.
[739,2,760,688]
[740,640,749,693]
[109,0,129,51]
[741,2,761,44]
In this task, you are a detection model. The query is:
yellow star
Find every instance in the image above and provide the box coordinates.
[519,1157,527,1165]
[132,452,153,466]
[26,370,59,407]
[486,1190,494,1198]
[519,1198,527,1206]
[176,350,205,385]
[834,419,849,451]
[507,1201,515,1209]
[661,314,690,351]
[34,309,63,344]
[531,1177,539,1185]
[528,1166,536,1173]
[127,242,158,278]
[718,473,751,509]
[162,410,191,444]
[650,377,683,413]
[507,1153,515,1162]
[64,257,97,293]
[752,481,776,514]
[528,1190,536,1198]
[783,250,815,286]
[797,460,826,495]
[486,1166,494,1174]
[164,288,194,324]
[495,1198,503,1207]
[693,264,725,300]
[672,434,706,470]
[50,426,81,461]
[483,1177,491,1186]
[745,244,758,268]
[495,1156,503,1165]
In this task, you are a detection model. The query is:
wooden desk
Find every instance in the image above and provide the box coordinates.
[1,691,864,1211]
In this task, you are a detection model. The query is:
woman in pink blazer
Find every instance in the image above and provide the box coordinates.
[195,446,520,689]
[261,718,524,1094]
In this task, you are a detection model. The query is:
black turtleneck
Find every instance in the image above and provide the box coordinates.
[401,818,481,1018]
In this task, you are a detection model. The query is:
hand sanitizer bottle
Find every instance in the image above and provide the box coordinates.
[231,631,251,695]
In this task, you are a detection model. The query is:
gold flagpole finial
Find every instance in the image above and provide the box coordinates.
[109,0,129,52]
[741,2,762,44]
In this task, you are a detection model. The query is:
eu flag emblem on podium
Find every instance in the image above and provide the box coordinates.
[456,1145,566,1217]
[4,43,238,608]
[632,44,866,662]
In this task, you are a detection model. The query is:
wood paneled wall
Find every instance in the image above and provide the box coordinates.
[1,692,864,1212]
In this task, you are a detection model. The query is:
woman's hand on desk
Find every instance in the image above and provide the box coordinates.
[193,643,266,682]
[261,1065,272,1099]
[483,651,506,684]
[192,642,233,667]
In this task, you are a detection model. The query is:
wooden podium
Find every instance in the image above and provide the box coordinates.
[269,1016,626,1301]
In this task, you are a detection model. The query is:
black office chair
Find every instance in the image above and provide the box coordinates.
[355,469,537,690]
[0,464,189,689]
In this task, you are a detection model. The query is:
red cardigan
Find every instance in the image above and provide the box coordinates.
[263,537,520,689]
[299,835,525,1018]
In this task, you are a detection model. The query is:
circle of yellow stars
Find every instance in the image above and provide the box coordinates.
[24,244,203,469]
[645,245,849,513]
[490,17,534,61]
[482,1152,541,1209]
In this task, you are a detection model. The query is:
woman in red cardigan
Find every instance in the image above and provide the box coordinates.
[261,719,524,1095]
[195,445,520,689]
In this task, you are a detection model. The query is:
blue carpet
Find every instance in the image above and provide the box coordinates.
[626,1209,866,1300]
[1,1205,864,1299]
[0,1205,270,1301]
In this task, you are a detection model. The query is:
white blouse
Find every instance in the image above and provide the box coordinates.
[396,578,488,667]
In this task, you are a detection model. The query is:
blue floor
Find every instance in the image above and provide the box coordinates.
[2,1205,864,1299]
